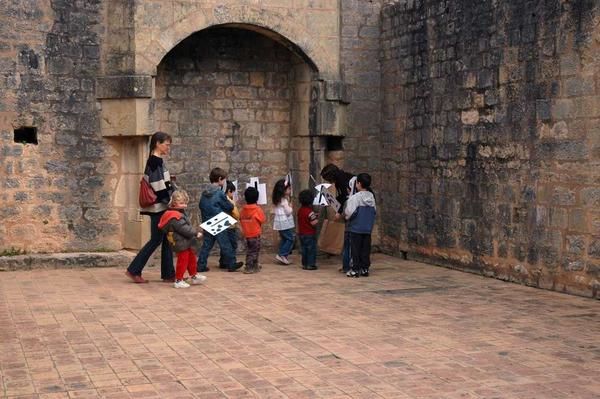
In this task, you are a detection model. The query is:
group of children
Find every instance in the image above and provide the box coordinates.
[158,167,376,288]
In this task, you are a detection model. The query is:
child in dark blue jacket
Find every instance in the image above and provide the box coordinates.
[197,168,243,273]
[344,173,376,277]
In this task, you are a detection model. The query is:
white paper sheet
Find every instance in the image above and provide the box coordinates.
[313,183,331,206]
[200,212,237,236]
[323,186,341,212]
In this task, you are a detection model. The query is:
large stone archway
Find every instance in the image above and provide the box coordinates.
[97,2,349,249]
[135,5,338,81]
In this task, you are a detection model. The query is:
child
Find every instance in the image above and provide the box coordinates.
[297,189,319,270]
[344,173,376,278]
[197,168,243,273]
[158,190,207,288]
[272,178,295,265]
[239,187,266,274]
[223,180,240,269]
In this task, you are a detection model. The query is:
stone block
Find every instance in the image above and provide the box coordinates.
[551,99,574,120]
[324,81,350,103]
[566,235,586,255]
[552,187,575,206]
[565,76,595,97]
[461,110,479,125]
[589,240,600,259]
[560,55,579,76]
[99,99,153,137]
[581,188,600,207]
[568,209,587,232]
[96,75,153,99]
[311,101,347,136]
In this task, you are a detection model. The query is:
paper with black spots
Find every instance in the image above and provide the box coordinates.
[200,212,238,236]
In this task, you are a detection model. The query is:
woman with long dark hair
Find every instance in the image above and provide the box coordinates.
[320,163,354,272]
[125,131,176,283]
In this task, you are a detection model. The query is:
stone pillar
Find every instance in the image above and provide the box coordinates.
[308,79,350,181]
[96,75,155,249]
[290,62,349,191]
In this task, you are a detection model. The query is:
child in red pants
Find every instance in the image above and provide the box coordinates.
[159,190,206,288]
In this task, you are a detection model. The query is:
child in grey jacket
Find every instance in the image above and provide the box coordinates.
[159,190,207,288]
[344,173,376,278]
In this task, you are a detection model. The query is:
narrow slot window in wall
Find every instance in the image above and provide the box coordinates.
[326,136,343,151]
[14,127,38,145]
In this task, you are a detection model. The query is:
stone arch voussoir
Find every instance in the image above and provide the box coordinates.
[136,5,335,80]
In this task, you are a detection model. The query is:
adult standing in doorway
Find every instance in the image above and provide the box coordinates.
[125,131,176,283]
[319,164,354,273]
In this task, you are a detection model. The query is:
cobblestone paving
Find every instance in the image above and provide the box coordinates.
[0,254,598,398]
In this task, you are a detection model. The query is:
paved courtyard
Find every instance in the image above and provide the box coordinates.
[0,254,598,399]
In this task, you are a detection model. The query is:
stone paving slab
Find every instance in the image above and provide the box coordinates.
[0,254,598,399]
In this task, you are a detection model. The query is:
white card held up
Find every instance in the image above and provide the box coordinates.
[232,180,239,202]
[348,176,357,197]
[249,177,259,189]
[313,183,331,206]
[257,183,267,205]
[323,186,341,212]
[246,177,267,205]
[200,212,237,236]
[284,171,293,195]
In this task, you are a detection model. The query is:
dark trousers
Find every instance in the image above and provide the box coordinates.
[222,228,238,266]
[299,234,317,268]
[342,231,351,272]
[127,211,174,279]
[197,229,236,271]
[245,237,261,272]
[349,232,371,273]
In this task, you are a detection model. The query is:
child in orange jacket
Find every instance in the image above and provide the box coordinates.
[239,187,266,274]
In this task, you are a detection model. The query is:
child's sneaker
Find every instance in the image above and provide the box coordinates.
[346,270,359,278]
[275,255,290,265]
[189,274,207,284]
[360,269,369,277]
[173,280,190,288]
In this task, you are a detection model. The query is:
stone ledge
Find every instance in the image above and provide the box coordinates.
[0,251,136,271]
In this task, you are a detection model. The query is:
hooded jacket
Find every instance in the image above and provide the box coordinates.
[240,204,266,238]
[199,184,233,221]
[344,190,377,234]
[158,209,199,253]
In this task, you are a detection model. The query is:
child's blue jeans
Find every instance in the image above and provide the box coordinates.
[197,231,236,271]
[299,234,317,267]
[277,228,295,257]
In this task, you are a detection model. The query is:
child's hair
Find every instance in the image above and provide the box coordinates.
[169,190,189,207]
[298,189,314,207]
[271,179,288,205]
[356,173,372,190]
[244,187,259,204]
[225,180,236,194]
[209,167,227,183]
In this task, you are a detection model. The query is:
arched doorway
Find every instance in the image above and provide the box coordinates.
[103,23,348,250]
[154,25,319,240]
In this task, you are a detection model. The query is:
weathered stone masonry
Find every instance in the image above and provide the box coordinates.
[1,0,598,298]
[1,0,350,253]
[379,0,600,298]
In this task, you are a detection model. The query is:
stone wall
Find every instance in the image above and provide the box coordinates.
[340,0,383,171]
[154,27,311,232]
[380,0,600,298]
[0,0,121,253]
[0,0,345,254]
